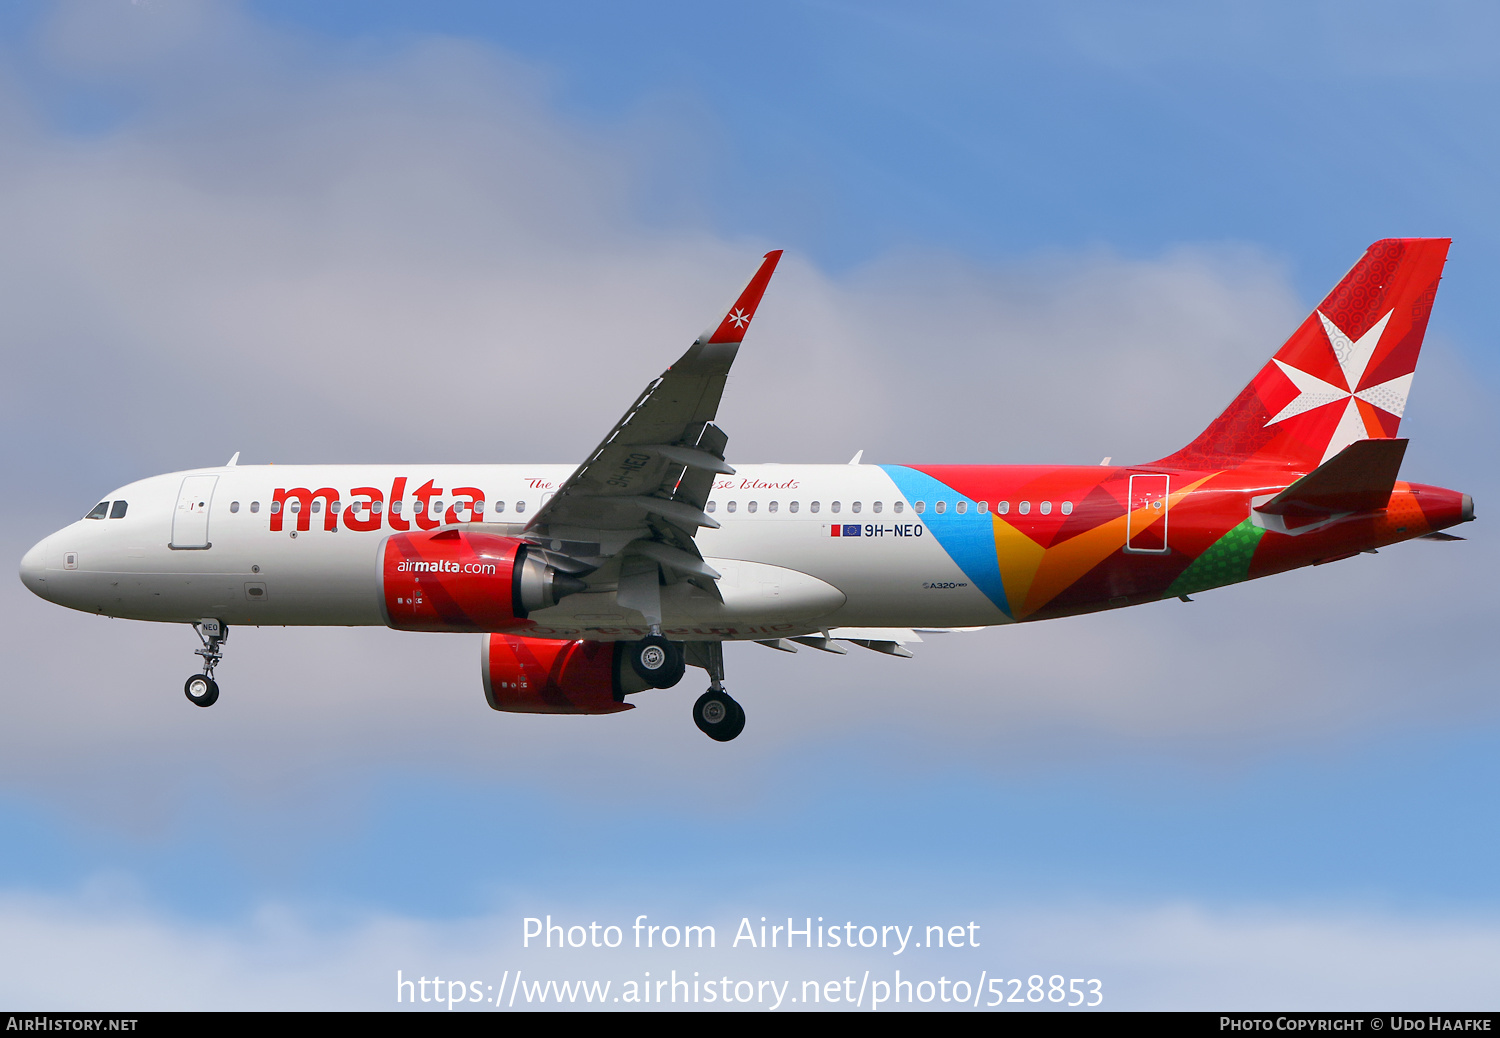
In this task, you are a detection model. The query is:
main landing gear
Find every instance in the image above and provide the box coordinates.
[693,688,745,742]
[690,641,744,742]
[625,633,743,740]
[184,618,226,708]
[629,632,686,689]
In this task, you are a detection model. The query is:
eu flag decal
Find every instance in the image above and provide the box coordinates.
[843,524,862,537]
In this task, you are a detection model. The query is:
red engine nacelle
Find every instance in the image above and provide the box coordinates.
[381,530,584,632]
[483,634,639,714]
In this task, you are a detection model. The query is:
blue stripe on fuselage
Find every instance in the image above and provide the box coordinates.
[879,465,1010,618]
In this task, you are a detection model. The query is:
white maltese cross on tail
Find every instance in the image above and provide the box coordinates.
[1266,309,1413,465]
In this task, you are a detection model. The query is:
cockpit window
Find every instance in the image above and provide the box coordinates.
[109,501,128,519]
[86,502,109,520]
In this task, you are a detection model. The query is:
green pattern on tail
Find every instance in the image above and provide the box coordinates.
[1164,519,1266,599]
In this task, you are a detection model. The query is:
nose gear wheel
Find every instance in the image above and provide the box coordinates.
[184,619,227,708]
[184,674,219,708]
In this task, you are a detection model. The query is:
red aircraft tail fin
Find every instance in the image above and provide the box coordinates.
[1156,238,1450,473]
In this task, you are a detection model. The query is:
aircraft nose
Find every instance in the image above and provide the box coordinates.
[19,538,51,600]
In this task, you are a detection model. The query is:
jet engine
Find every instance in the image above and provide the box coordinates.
[483,633,649,714]
[381,530,587,632]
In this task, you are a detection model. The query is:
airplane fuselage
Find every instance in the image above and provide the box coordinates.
[20,461,1472,640]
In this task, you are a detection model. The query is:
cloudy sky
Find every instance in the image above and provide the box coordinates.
[2,0,1498,1011]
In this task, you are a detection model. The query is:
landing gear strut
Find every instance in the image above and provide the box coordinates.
[691,641,744,742]
[184,618,226,708]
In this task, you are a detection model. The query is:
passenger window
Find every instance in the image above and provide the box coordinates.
[493,501,503,513]
[935,501,947,514]
[893,501,904,514]
[433,501,443,513]
[998,501,1009,515]
[977,501,989,514]
[391,501,403,514]
[706,501,716,513]
[331,501,342,514]
[914,501,925,514]
[852,502,861,514]
[290,502,301,514]
[110,500,128,518]
[810,501,820,513]
[1061,501,1073,515]
[474,501,484,515]
[748,501,758,513]
[516,501,526,513]
[229,501,240,514]
[311,501,322,513]
[86,502,108,520]
[831,501,841,513]
[956,501,967,514]
[414,501,424,514]
[768,501,778,513]
[789,501,799,513]
[1040,501,1052,515]
[873,501,882,514]
[250,501,260,514]
[270,501,282,514]
[1019,501,1031,515]
[727,501,737,513]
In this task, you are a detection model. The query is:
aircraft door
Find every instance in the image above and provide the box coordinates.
[170,475,219,549]
[1125,474,1170,553]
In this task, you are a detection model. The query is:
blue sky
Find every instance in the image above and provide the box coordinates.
[239,1,1500,340]
[1,0,1498,1010]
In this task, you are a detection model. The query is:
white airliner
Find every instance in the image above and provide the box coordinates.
[18,242,1474,741]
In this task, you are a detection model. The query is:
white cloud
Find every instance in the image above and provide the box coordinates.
[1,886,1496,1009]
[1002,902,1500,1010]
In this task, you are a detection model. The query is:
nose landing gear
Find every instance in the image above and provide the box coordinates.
[184,618,226,708]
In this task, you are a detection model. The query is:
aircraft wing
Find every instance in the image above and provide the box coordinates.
[523,251,783,620]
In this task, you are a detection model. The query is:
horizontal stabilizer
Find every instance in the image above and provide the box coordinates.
[1255,438,1407,518]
